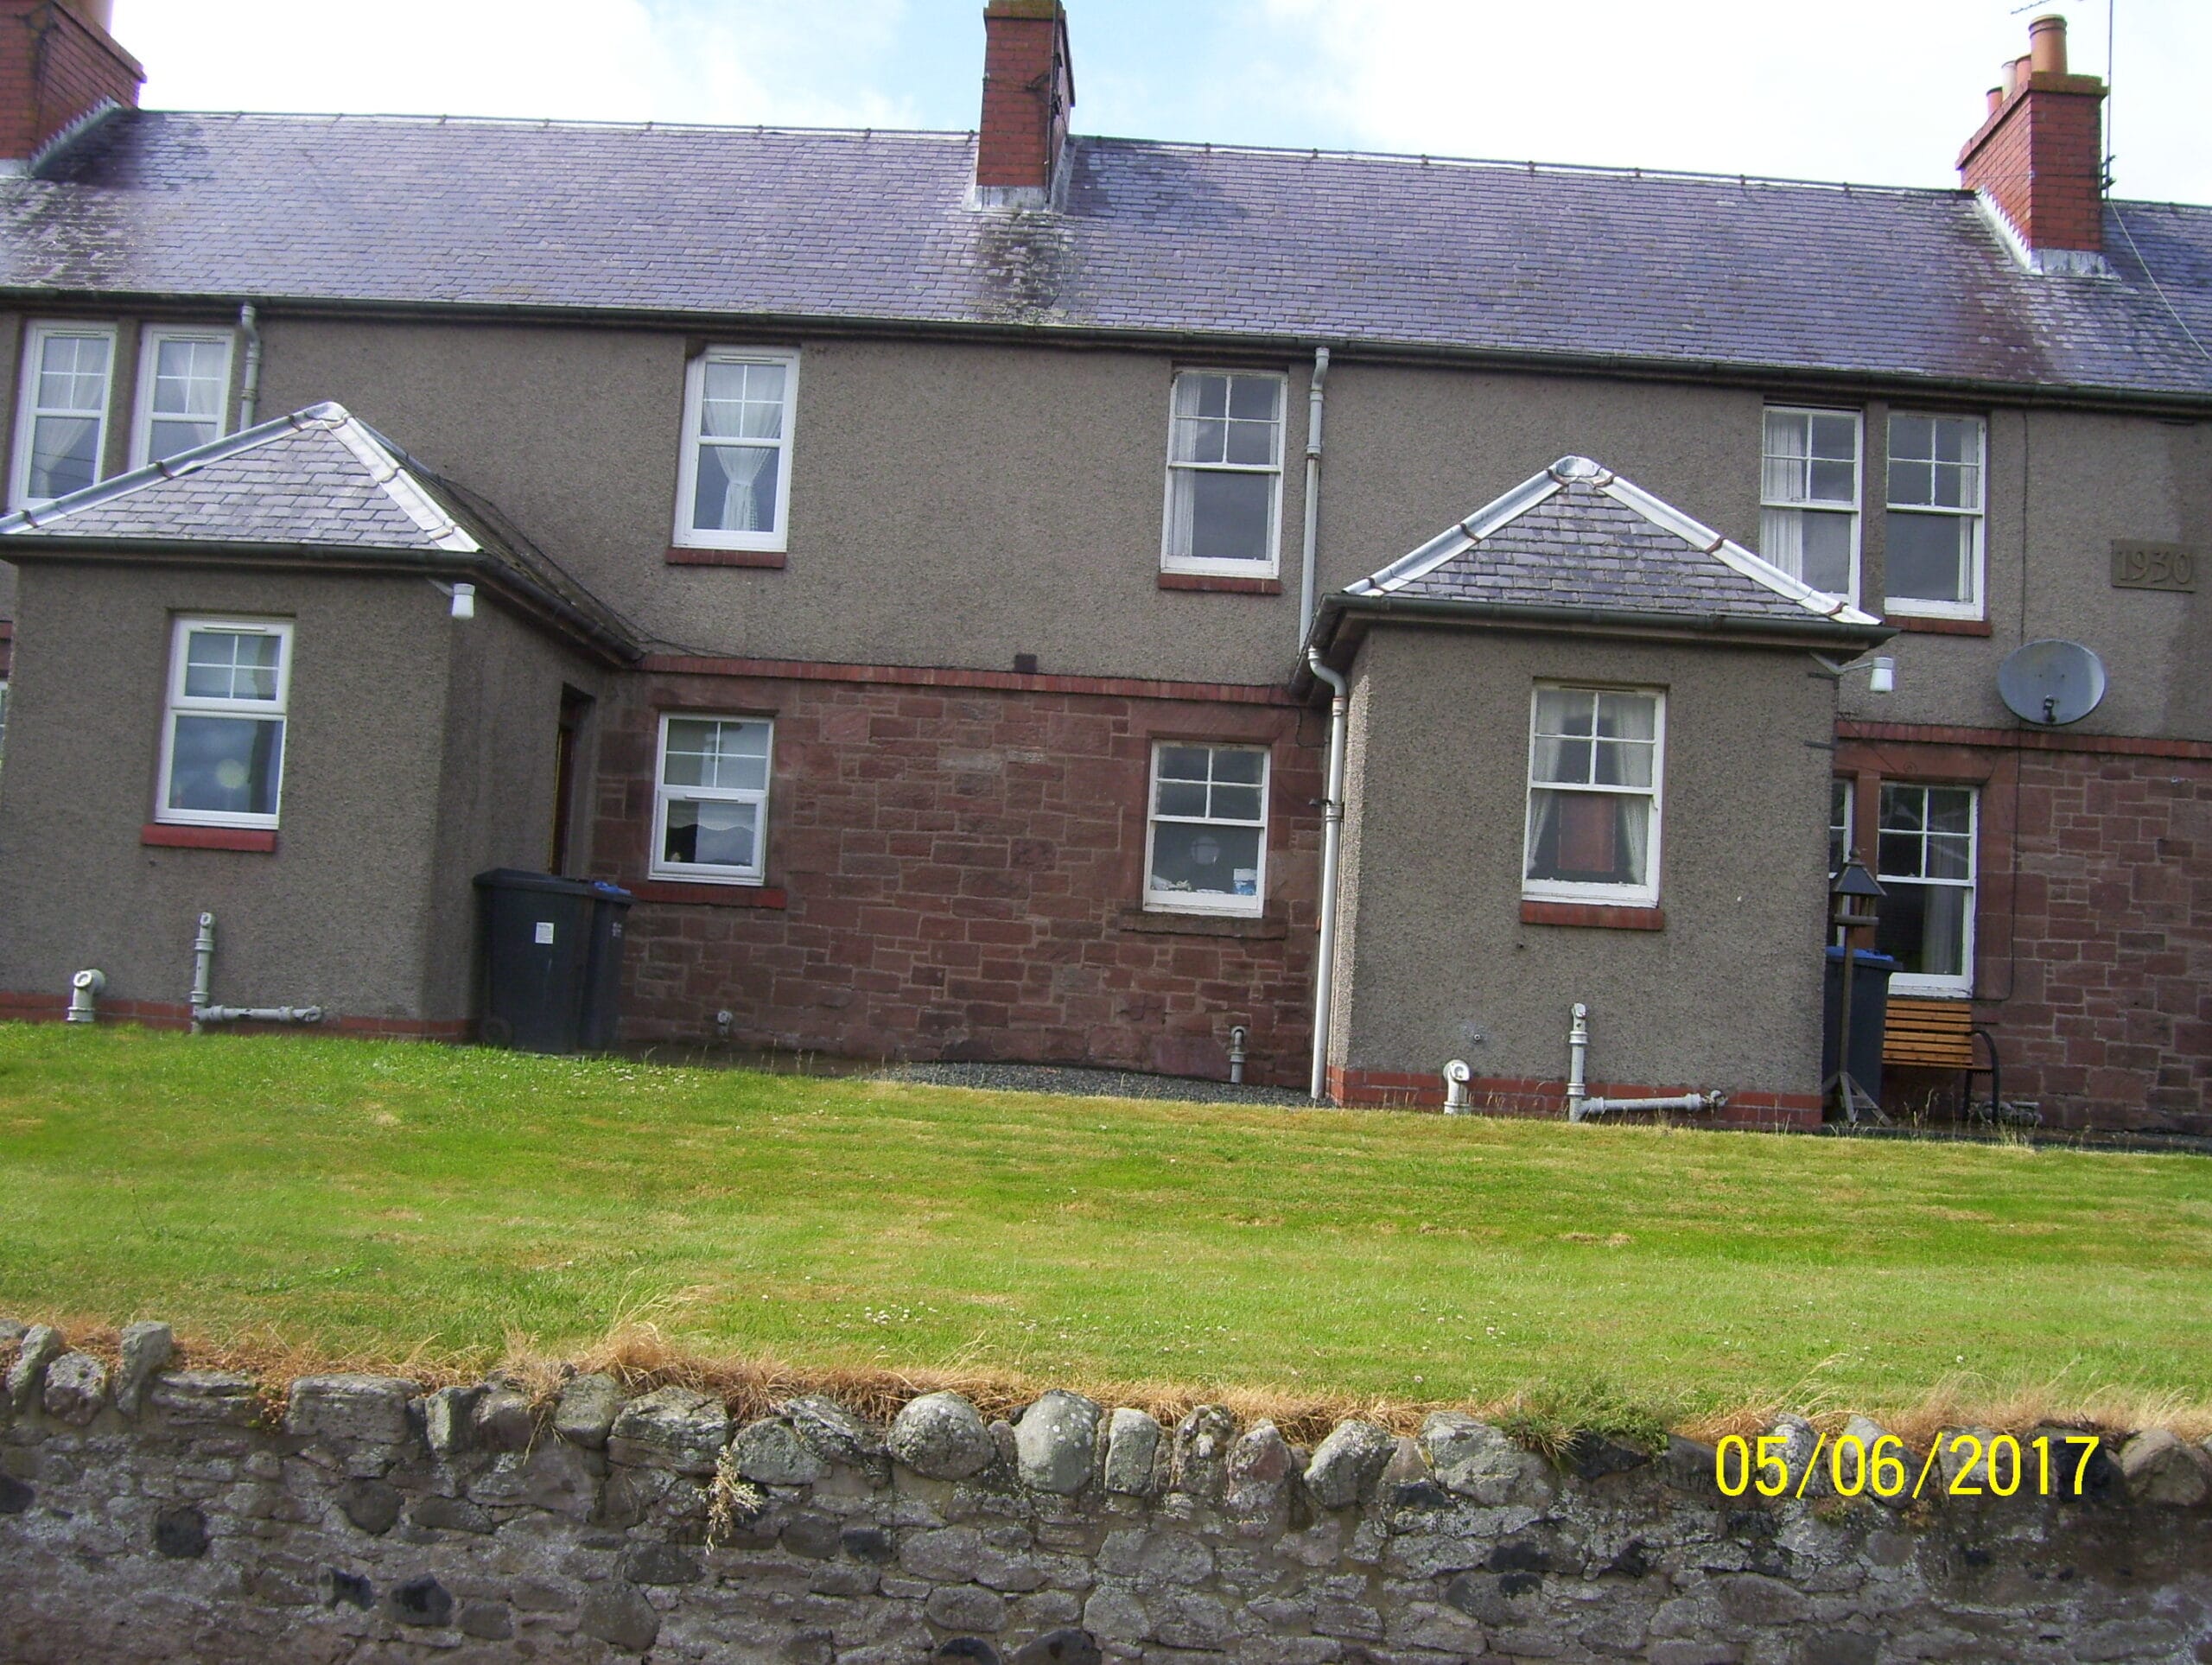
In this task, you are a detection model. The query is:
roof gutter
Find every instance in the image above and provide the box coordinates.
[0,535,642,666]
[1299,589,1895,691]
[3,289,2205,421]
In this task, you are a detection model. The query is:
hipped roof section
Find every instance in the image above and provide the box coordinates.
[1312,455,1891,664]
[0,401,640,662]
[2,113,2209,404]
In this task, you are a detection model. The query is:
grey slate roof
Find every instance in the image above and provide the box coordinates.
[1339,454,1883,634]
[1,111,2209,401]
[0,401,640,657]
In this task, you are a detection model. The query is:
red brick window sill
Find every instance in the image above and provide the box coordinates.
[665,547,787,569]
[1886,615,1993,637]
[1157,572,1283,595]
[141,823,277,854]
[626,879,789,909]
[1520,900,1665,931]
[1116,906,1288,940]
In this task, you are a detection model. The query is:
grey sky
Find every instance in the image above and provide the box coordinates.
[111,1,2208,205]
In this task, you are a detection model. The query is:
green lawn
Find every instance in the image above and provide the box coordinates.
[3,1022,2209,1432]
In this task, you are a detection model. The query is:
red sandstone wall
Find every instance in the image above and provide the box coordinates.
[592,670,1321,1089]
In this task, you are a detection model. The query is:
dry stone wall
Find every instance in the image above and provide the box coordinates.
[4,1322,2212,1663]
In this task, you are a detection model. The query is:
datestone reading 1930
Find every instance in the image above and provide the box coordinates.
[2111,541,2197,592]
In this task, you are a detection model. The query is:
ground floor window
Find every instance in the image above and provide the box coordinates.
[1874,783,1976,995]
[1828,775,1853,879]
[652,714,772,884]
[1522,684,1663,906]
[156,617,290,829]
[1145,741,1268,914]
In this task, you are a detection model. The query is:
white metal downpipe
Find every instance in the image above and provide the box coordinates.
[1307,648,1349,1103]
[190,912,324,1032]
[1297,346,1331,648]
[66,969,105,1023]
[237,303,264,427]
[1563,1001,1727,1122]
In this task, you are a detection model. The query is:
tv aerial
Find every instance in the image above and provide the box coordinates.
[1998,639,2108,727]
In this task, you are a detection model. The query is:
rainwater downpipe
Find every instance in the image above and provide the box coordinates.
[1306,649,1349,1103]
[1297,346,1330,648]
[237,303,264,427]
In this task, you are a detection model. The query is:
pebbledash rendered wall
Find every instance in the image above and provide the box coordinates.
[9,1324,2212,1664]
[591,665,1324,1088]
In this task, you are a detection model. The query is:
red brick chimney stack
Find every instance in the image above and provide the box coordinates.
[0,0,142,168]
[976,0,1073,207]
[1957,14,2107,268]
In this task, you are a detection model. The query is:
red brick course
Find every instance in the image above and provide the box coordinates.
[0,0,142,163]
[976,0,1071,193]
[1836,731,2212,1134]
[594,668,1321,1086]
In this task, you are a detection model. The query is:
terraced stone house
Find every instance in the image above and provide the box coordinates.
[0,0,2206,1133]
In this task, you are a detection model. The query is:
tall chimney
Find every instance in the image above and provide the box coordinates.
[976,0,1074,208]
[0,0,142,169]
[1957,15,2107,270]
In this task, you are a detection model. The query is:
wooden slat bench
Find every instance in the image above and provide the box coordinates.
[1882,998,1977,1071]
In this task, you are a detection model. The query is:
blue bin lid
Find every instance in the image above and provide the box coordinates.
[1825,945,1899,967]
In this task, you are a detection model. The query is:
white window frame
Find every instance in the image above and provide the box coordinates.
[1758,404,1863,610]
[1883,412,1986,621]
[1521,683,1666,909]
[1828,776,1853,880]
[129,326,234,470]
[1142,741,1270,918]
[1875,782,1977,998]
[1159,368,1287,578]
[10,320,118,510]
[154,615,293,830]
[650,713,774,887]
[671,346,800,553]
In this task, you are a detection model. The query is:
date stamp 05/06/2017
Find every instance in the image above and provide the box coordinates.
[1714,1431,2102,1502]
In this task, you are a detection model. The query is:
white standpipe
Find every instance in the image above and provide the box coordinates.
[190,912,324,1033]
[66,969,105,1023]
[1228,1025,1249,1085]
[1306,650,1350,1103]
[1564,1001,1727,1122]
[1441,1058,1472,1113]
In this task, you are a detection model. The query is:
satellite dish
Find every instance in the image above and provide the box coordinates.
[1998,639,2107,727]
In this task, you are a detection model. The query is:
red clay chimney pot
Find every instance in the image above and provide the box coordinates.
[2027,14,2068,77]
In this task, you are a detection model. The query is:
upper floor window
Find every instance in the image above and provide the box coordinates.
[1828,776,1853,879]
[1885,414,1985,618]
[652,715,772,885]
[1145,741,1268,915]
[156,617,291,829]
[673,348,798,552]
[10,321,116,509]
[1523,685,1664,907]
[130,327,233,469]
[1162,370,1284,575]
[1875,783,1976,996]
[1759,406,1860,604]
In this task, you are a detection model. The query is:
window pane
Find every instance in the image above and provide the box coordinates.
[1808,456,1856,502]
[1155,745,1211,782]
[1798,510,1853,594]
[1527,790,1648,887]
[153,339,226,418]
[183,630,281,702]
[693,443,779,532]
[149,417,218,461]
[1594,691,1656,741]
[1592,739,1653,789]
[37,333,109,411]
[701,361,785,441]
[1172,416,1229,466]
[1876,880,1968,979]
[1829,778,1852,875]
[1224,416,1274,467]
[1886,512,1970,603]
[1209,784,1263,823]
[1155,779,1208,817]
[1150,820,1262,899]
[1211,749,1264,785]
[29,415,100,499]
[168,715,282,816]
[663,798,760,870]
[1226,377,1279,421]
[663,718,768,791]
[1179,469,1273,562]
[1927,788,1974,835]
[1809,413,1858,465]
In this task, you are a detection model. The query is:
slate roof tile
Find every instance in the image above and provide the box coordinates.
[0,113,2205,399]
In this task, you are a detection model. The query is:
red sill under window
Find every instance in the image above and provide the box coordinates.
[142,823,277,854]
[1157,572,1283,595]
[1886,615,1993,637]
[665,546,787,569]
[1520,900,1665,931]
[624,880,788,909]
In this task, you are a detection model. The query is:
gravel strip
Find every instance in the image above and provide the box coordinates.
[874,1060,1309,1107]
